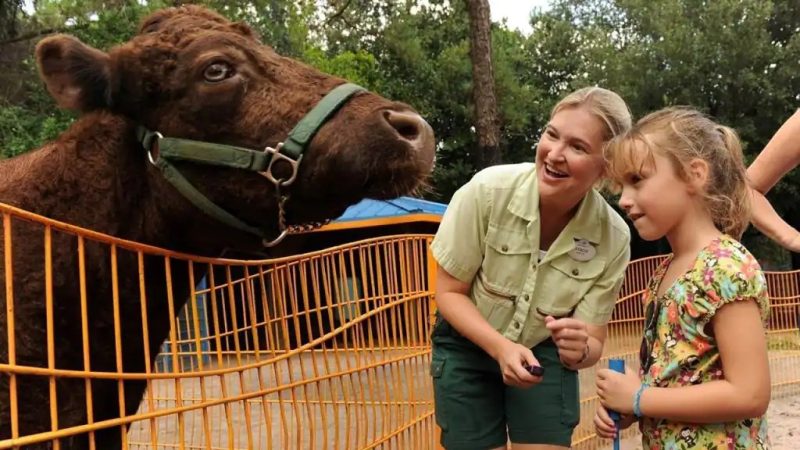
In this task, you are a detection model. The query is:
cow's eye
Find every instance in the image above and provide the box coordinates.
[203,62,234,82]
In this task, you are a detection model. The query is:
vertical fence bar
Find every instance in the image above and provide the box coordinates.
[43,226,60,450]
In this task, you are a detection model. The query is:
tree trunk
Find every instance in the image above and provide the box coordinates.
[0,0,22,41]
[465,0,501,169]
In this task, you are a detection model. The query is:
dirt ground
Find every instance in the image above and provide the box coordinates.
[602,394,800,450]
[124,346,800,450]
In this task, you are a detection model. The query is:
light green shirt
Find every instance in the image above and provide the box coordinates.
[431,163,631,348]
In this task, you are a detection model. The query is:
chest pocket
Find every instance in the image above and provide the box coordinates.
[537,254,607,317]
[482,224,532,294]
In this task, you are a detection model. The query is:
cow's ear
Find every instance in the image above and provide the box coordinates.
[36,34,111,112]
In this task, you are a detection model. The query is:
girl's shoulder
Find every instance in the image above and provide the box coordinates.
[690,235,764,286]
[683,235,769,322]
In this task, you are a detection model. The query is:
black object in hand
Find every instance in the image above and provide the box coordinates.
[523,363,544,376]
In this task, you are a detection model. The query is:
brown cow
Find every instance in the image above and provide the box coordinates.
[0,5,434,449]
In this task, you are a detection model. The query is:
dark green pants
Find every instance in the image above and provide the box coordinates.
[430,318,579,450]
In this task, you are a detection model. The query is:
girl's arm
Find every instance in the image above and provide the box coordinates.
[597,299,769,422]
[435,265,541,388]
[637,299,770,422]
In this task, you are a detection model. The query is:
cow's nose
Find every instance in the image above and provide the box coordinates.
[383,110,435,165]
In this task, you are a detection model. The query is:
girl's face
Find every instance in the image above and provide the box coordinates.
[616,149,694,241]
[535,106,607,209]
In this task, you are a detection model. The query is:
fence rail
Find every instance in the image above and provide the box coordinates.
[0,204,796,450]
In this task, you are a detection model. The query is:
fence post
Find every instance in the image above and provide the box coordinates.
[426,237,446,450]
[426,237,437,327]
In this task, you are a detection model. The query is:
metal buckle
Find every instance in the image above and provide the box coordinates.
[146,131,164,165]
[262,229,289,247]
[261,143,301,187]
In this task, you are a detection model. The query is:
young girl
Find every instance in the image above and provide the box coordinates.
[594,107,771,449]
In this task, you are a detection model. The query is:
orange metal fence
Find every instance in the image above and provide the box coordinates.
[0,206,797,450]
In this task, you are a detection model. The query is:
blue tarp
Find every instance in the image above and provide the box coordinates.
[333,196,447,223]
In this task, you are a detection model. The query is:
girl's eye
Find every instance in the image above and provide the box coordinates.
[203,62,235,82]
[624,173,643,184]
[545,129,557,138]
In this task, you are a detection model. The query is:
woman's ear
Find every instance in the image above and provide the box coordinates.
[686,158,710,194]
[35,34,112,112]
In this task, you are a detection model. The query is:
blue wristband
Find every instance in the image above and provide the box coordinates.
[633,383,647,417]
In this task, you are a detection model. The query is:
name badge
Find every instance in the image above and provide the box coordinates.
[569,238,596,262]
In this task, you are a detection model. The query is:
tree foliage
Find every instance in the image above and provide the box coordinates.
[1,0,798,264]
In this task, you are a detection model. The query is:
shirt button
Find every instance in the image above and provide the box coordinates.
[501,245,509,252]
[572,269,580,276]
[514,322,521,328]
[522,294,529,301]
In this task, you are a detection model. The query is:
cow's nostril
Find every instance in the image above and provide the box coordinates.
[382,109,436,171]
[383,110,422,141]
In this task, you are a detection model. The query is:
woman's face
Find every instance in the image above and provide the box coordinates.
[535,105,607,209]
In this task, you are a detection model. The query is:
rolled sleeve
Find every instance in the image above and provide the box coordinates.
[574,239,630,325]
[430,179,488,283]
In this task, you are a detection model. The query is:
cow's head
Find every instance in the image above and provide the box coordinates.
[34,5,435,247]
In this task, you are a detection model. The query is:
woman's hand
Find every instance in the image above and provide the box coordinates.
[596,366,641,415]
[593,404,637,439]
[493,340,543,388]
[545,316,590,367]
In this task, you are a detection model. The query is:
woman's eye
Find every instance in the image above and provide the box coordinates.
[203,62,234,82]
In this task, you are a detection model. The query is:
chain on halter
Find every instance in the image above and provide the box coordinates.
[262,184,331,247]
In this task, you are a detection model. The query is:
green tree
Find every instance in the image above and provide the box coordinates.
[530,0,800,265]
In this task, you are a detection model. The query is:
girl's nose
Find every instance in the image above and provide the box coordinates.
[618,186,634,211]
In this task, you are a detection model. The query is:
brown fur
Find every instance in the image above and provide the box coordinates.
[0,6,433,449]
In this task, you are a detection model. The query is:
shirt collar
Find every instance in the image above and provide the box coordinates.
[508,164,603,248]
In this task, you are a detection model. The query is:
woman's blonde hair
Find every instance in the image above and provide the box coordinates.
[605,107,751,238]
[551,86,632,141]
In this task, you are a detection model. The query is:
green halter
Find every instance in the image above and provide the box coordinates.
[137,83,365,247]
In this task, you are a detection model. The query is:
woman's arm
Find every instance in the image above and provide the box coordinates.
[435,265,541,388]
[747,110,800,251]
[435,265,507,356]
[598,299,770,422]
[748,109,800,193]
[749,188,800,252]
[545,318,607,370]
[554,239,629,369]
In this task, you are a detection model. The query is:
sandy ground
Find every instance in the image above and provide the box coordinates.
[602,394,800,450]
[123,347,800,450]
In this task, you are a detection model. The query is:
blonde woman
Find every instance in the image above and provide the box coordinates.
[431,87,632,450]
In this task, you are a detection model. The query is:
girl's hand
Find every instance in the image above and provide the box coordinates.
[493,340,542,388]
[594,404,637,439]
[596,366,641,414]
[544,316,589,366]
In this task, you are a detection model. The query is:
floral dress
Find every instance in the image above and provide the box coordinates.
[639,235,770,449]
